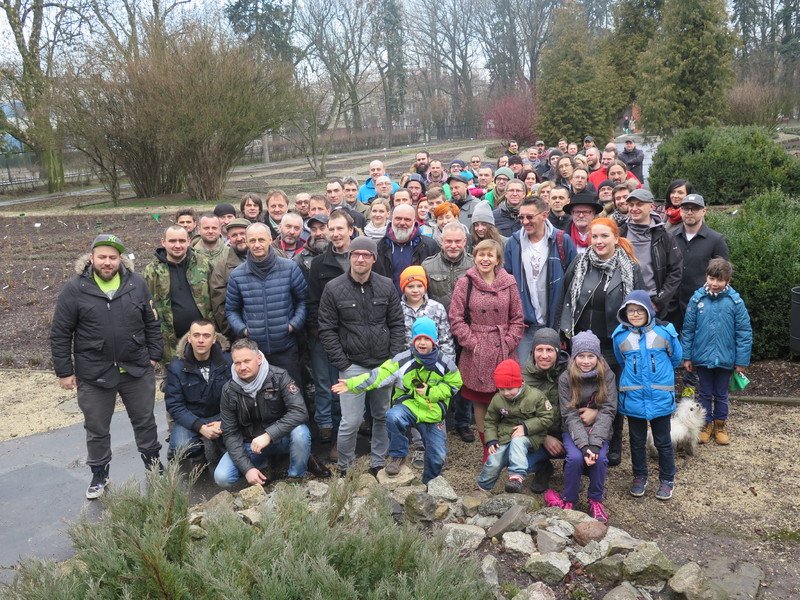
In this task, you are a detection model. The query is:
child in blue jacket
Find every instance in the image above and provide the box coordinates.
[681,258,752,446]
[612,291,683,501]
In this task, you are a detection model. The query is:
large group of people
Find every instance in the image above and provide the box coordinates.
[51,137,753,523]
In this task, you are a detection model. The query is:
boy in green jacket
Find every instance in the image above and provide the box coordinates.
[478,359,555,493]
[332,317,462,484]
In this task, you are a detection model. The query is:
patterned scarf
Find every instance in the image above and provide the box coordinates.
[569,222,591,249]
[568,247,636,329]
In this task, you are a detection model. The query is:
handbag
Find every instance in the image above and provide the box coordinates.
[729,371,750,392]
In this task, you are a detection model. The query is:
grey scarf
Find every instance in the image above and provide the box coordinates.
[568,247,636,326]
[231,351,270,399]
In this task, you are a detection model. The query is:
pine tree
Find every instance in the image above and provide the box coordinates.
[637,0,735,133]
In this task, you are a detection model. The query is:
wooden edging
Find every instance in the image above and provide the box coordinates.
[730,395,800,406]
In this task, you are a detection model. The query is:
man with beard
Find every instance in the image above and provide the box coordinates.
[271,212,305,258]
[51,234,163,498]
[210,218,251,341]
[377,204,439,292]
[427,159,446,186]
[493,179,526,237]
[306,211,355,450]
[563,191,603,254]
[585,147,602,175]
[411,150,430,177]
[143,225,213,364]
[225,223,308,386]
[602,182,634,226]
[294,214,329,278]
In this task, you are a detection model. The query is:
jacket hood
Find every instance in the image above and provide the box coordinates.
[74,252,135,275]
[175,330,231,358]
[617,289,655,327]
[155,246,193,265]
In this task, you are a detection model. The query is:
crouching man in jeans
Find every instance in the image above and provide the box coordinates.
[214,338,322,487]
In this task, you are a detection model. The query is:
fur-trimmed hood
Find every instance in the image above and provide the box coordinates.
[74,252,135,275]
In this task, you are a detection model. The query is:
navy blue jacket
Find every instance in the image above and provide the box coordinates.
[682,285,752,370]
[225,252,307,354]
[503,222,576,329]
[165,336,232,432]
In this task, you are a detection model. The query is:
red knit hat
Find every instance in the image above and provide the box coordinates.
[494,359,523,389]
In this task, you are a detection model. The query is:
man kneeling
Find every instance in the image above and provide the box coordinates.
[214,338,313,487]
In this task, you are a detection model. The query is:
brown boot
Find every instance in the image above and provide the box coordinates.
[714,420,730,445]
[699,422,714,444]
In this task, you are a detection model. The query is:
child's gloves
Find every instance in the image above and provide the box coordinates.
[485,439,500,450]
[583,445,600,458]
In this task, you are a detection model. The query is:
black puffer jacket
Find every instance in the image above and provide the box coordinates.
[306,245,348,331]
[51,254,162,388]
[219,366,308,476]
[318,271,406,371]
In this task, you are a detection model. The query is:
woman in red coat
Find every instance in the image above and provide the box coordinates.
[449,239,525,461]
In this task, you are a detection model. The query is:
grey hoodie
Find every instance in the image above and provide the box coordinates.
[625,213,664,295]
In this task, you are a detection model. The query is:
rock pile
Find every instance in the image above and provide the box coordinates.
[189,470,763,600]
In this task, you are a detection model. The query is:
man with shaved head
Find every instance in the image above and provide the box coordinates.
[225,222,308,386]
[377,204,439,291]
[143,224,213,364]
[357,159,400,203]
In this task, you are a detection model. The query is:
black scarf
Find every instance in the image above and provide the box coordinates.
[247,250,277,279]
[412,346,440,370]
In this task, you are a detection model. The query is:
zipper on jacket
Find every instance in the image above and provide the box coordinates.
[633,355,637,375]
[107,301,118,367]
[651,354,656,373]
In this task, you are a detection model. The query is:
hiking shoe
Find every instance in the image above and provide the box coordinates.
[86,465,110,500]
[411,447,425,469]
[629,476,649,497]
[307,454,332,479]
[530,461,554,494]
[543,489,565,508]
[607,451,622,467]
[681,386,696,399]
[318,427,333,444]
[384,456,406,476]
[456,426,475,443]
[504,475,524,494]
[588,499,609,523]
[699,422,714,444]
[656,480,674,501]
[714,420,730,445]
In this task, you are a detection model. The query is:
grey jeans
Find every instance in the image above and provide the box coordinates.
[76,369,161,467]
[337,364,390,471]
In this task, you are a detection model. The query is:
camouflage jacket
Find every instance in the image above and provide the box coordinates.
[143,248,212,363]
[191,236,228,268]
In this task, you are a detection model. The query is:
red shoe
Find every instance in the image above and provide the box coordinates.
[543,489,565,508]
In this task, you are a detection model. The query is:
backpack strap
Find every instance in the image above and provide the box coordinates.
[463,276,473,325]
[556,229,567,269]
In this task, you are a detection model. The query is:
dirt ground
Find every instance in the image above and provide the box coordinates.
[1,142,799,597]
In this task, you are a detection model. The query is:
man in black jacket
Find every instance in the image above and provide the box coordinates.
[377,204,439,292]
[51,234,163,499]
[164,319,232,470]
[318,235,406,475]
[619,138,645,182]
[213,338,315,487]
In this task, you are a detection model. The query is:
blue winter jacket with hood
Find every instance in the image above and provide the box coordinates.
[681,284,752,370]
[612,290,683,420]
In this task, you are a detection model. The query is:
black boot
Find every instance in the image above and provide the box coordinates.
[141,451,164,474]
[530,460,554,494]
[86,464,110,499]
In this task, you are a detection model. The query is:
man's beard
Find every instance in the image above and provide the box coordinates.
[92,265,119,282]
[308,237,329,252]
[392,225,412,243]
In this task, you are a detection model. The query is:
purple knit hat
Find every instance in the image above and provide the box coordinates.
[570,330,601,358]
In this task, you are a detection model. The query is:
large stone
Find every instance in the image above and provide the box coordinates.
[188,511,204,526]
[514,582,557,600]
[201,490,235,513]
[426,475,458,501]
[603,582,644,600]
[503,531,536,556]
[586,554,625,584]
[479,494,538,517]
[405,492,437,523]
[238,484,268,509]
[391,484,428,504]
[189,524,207,539]
[523,552,571,584]
[604,526,643,555]
[701,558,763,600]
[376,465,417,489]
[305,480,329,500]
[481,554,500,587]
[575,540,610,566]
[467,514,499,529]
[487,505,529,538]
[442,523,486,552]
[355,473,379,496]
[536,529,568,554]
[574,520,608,546]
[434,502,450,520]
[462,493,486,517]
[238,508,262,526]
[670,562,730,600]
[545,518,575,539]
[622,541,676,584]
[559,508,593,526]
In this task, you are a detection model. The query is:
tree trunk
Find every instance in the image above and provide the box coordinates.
[41,145,64,193]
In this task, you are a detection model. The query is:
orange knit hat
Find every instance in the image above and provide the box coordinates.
[399,265,428,291]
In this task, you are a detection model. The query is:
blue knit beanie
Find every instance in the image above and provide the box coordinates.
[411,317,438,345]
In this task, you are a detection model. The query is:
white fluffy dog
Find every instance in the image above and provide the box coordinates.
[647,398,707,457]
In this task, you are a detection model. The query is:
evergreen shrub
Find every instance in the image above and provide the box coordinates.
[5,466,492,600]
[649,126,800,204]
[706,190,800,359]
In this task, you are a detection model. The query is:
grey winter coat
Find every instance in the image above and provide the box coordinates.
[558,365,617,450]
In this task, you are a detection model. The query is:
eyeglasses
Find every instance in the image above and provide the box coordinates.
[570,209,594,217]
[626,308,646,316]
[351,252,374,261]
[519,212,544,222]
[495,176,510,183]
[680,205,703,213]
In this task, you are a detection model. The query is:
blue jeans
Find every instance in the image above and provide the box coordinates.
[386,404,446,484]
[478,436,532,490]
[168,417,223,460]
[213,424,311,487]
[308,336,341,430]
[516,324,542,364]
[562,434,608,503]
[527,443,565,473]
[627,415,675,482]
[696,367,732,422]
